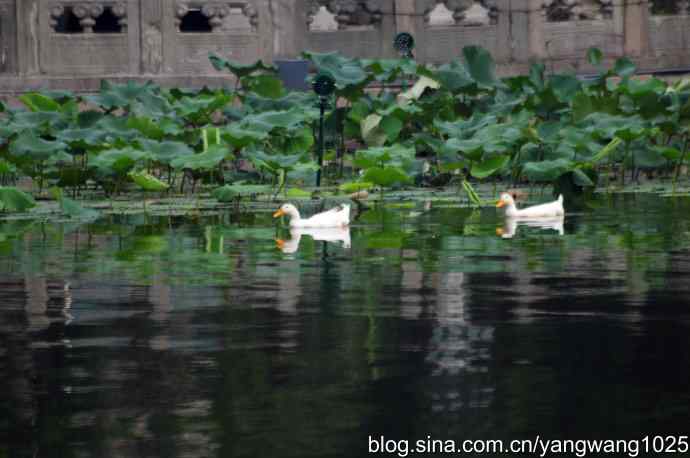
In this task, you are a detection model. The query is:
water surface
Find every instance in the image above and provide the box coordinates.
[1,194,689,457]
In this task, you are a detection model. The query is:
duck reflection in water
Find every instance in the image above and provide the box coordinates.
[497,217,564,239]
[276,227,352,254]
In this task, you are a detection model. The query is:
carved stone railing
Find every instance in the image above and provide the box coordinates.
[542,0,613,21]
[422,0,498,26]
[2,0,690,94]
[174,1,258,32]
[307,0,384,30]
[49,2,128,33]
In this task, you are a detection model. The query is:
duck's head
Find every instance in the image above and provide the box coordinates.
[273,203,300,220]
[496,192,516,208]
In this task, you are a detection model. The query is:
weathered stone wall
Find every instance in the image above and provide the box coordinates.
[0,0,688,93]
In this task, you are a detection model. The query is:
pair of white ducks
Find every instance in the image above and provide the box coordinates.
[272,193,563,228]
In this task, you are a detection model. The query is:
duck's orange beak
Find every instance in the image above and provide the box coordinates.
[275,239,285,250]
[496,228,504,236]
[273,209,285,218]
[496,200,505,208]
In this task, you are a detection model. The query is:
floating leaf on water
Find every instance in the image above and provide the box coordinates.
[128,170,170,192]
[339,181,374,193]
[212,184,272,201]
[286,188,311,198]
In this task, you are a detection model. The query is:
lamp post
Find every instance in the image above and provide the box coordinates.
[312,73,336,188]
[394,32,415,91]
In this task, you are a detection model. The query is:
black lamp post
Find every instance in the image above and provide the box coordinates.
[393,32,415,91]
[312,73,336,188]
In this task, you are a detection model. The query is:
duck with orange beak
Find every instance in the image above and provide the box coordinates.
[496,193,564,218]
[273,203,350,228]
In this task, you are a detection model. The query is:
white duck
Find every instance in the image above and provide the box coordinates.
[273,203,350,228]
[496,192,564,218]
[276,227,352,254]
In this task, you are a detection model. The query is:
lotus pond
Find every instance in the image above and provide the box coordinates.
[1,191,690,457]
[3,45,690,456]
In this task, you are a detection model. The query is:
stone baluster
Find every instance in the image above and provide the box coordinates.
[201,4,230,31]
[112,3,128,32]
[73,3,104,33]
[49,5,65,31]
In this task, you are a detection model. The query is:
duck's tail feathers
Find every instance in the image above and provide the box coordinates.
[557,194,563,203]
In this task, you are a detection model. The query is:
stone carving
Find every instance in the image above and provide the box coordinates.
[308,4,340,31]
[142,25,163,73]
[307,1,383,29]
[175,2,258,32]
[423,0,497,26]
[49,3,128,33]
[543,0,613,21]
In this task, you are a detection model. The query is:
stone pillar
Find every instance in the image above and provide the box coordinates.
[527,0,546,60]
[16,0,40,76]
[623,0,649,56]
[254,0,275,62]
[610,0,625,57]
[494,0,511,62]
[0,0,18,74]
[394,0,415,34]
[508,0,541,63]
[272,0,307,59]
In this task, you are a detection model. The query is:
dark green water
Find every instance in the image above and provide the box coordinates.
[1,194,689,457]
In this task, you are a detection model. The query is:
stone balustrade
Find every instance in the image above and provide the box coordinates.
[0,0,688,93]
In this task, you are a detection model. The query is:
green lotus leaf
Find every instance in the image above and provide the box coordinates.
[91,147,147,175]
[362,166,411,188]
[209,53,277,78]
[463,45,496,87]
[302,51,368,88]
[471,155,509,179]
[339,181,374,193]
[171,144,229,171]
[220,124,268,150]
[138,139,194,166]
[18,93,61,112]
[241,74,285,99]
[0,186,36,213]
[245,149,304,173]
[522,158,573,182]
[587,47,603,66]
[10,132,67,161]
[128,170,170,192]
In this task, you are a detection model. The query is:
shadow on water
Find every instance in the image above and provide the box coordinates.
[1,194,690,457]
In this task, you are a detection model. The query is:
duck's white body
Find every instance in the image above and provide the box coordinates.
[277,227,351,254]
[273,203,350,228]
[497,193,564,218]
